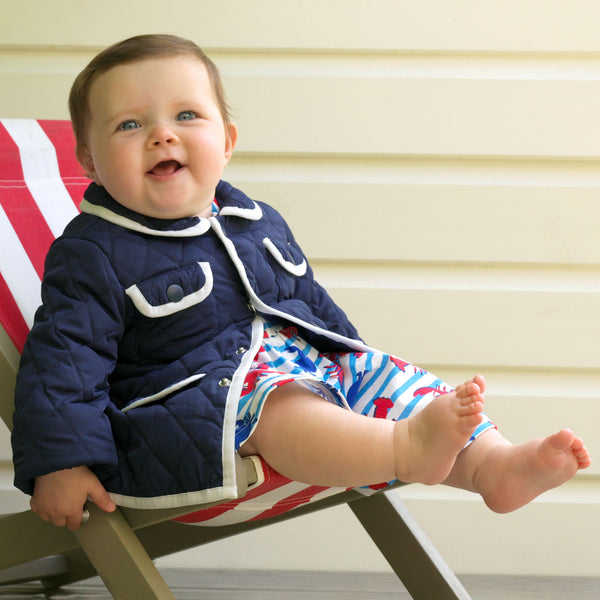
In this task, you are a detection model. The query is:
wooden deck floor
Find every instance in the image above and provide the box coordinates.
[1,570,600,599]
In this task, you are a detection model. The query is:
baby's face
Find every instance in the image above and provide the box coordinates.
[78,56,237,219]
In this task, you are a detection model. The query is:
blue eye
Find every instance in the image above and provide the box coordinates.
[119,120,140,131]
[177,111,197,121]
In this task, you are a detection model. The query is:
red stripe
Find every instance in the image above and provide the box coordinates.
[250,484,331,522]
[0,123,55,278]
[174,460,294,524]
[0,273,28,353]
[37,120,88,209]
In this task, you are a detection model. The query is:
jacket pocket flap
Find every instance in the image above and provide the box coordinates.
[263,237,307,277]
[126,262,213,317]
[122,373,206,412]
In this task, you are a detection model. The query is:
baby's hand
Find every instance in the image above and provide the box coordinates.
[31,466,116,530]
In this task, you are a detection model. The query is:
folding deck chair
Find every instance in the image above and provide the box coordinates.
[0,119,472,600]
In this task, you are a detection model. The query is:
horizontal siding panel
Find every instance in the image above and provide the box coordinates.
[4,70,600,158]
[228,76,600,158]
[3,52,600,160]
[227,179,600,265]
[0,73,74,118]
[396,491,600,576]
[482,394,600,467]
[3,1,600,53]
[320,285,600,370]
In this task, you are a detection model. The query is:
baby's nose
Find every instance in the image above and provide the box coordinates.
[148,124,179,146]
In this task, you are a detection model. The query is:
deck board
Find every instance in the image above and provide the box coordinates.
[1,570,599,599]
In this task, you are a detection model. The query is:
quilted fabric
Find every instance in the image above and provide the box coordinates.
[11,180,368,508]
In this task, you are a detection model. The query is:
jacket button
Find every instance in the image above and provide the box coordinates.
[235,347,248,355]
[167,284,184,302]
[219,378,231,387]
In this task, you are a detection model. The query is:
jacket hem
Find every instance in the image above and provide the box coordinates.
[108,483,240,509]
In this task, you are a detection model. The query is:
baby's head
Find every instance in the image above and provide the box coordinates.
[69,34,238,220]
[69,34,231,156]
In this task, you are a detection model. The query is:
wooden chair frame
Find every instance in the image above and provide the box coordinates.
[1,322,472,599]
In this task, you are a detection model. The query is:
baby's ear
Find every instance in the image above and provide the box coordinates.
[224,122,238,162]
[76,144,101,185]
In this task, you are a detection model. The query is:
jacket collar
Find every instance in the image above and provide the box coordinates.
[79,180,263,237]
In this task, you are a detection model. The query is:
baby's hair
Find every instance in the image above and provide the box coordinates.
[69,34,231,152]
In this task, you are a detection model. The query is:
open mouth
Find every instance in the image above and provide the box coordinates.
[147,160,183,177]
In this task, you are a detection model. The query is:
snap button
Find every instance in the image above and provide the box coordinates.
[167,284,184,303]
[218,377,231,387]
[235,347,248,355]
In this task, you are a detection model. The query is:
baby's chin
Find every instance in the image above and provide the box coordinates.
[135,201,214,221]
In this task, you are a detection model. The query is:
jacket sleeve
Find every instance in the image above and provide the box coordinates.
[11,238,124,495]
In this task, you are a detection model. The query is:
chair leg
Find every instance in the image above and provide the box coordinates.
[72,503,176,600]
[348,491,472,600]
[0,555,68,585]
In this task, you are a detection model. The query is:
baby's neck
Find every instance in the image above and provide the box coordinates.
[196,204,214,219]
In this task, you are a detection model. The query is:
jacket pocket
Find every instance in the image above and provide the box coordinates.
[262,237,307,277]
[126,262,213,318]
[122,373,206,412]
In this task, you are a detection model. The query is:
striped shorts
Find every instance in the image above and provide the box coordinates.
[235,319,494,449]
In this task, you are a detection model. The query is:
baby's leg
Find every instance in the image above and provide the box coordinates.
[444,427,591,513]
[240,383,395,486]
[239,376,485,488]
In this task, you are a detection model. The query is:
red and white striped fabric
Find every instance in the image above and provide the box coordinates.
[176,455,355,526]
[0,119,84,354]
[0,119,367,526]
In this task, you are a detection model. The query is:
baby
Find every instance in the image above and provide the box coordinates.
[12,34,590,531]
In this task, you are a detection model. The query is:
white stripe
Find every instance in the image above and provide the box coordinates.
[196,481,310,526]
[0,205,41,327]
[191,482,349,526]
[1,119,78,237]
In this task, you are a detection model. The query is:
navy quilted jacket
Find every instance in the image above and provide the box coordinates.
[12,181,368,508]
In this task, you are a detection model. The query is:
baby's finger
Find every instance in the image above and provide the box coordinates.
[47,513,68,528]
[65,511,84,531]
[88,484,116,514]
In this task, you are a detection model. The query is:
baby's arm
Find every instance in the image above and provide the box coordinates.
[30,466,116,530]
[13,239,123,498]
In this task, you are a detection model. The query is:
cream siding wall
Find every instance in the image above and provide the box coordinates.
[1,0,599,577]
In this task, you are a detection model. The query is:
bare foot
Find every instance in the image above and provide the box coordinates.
[393,375,486,485]
[474,428,591,513]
